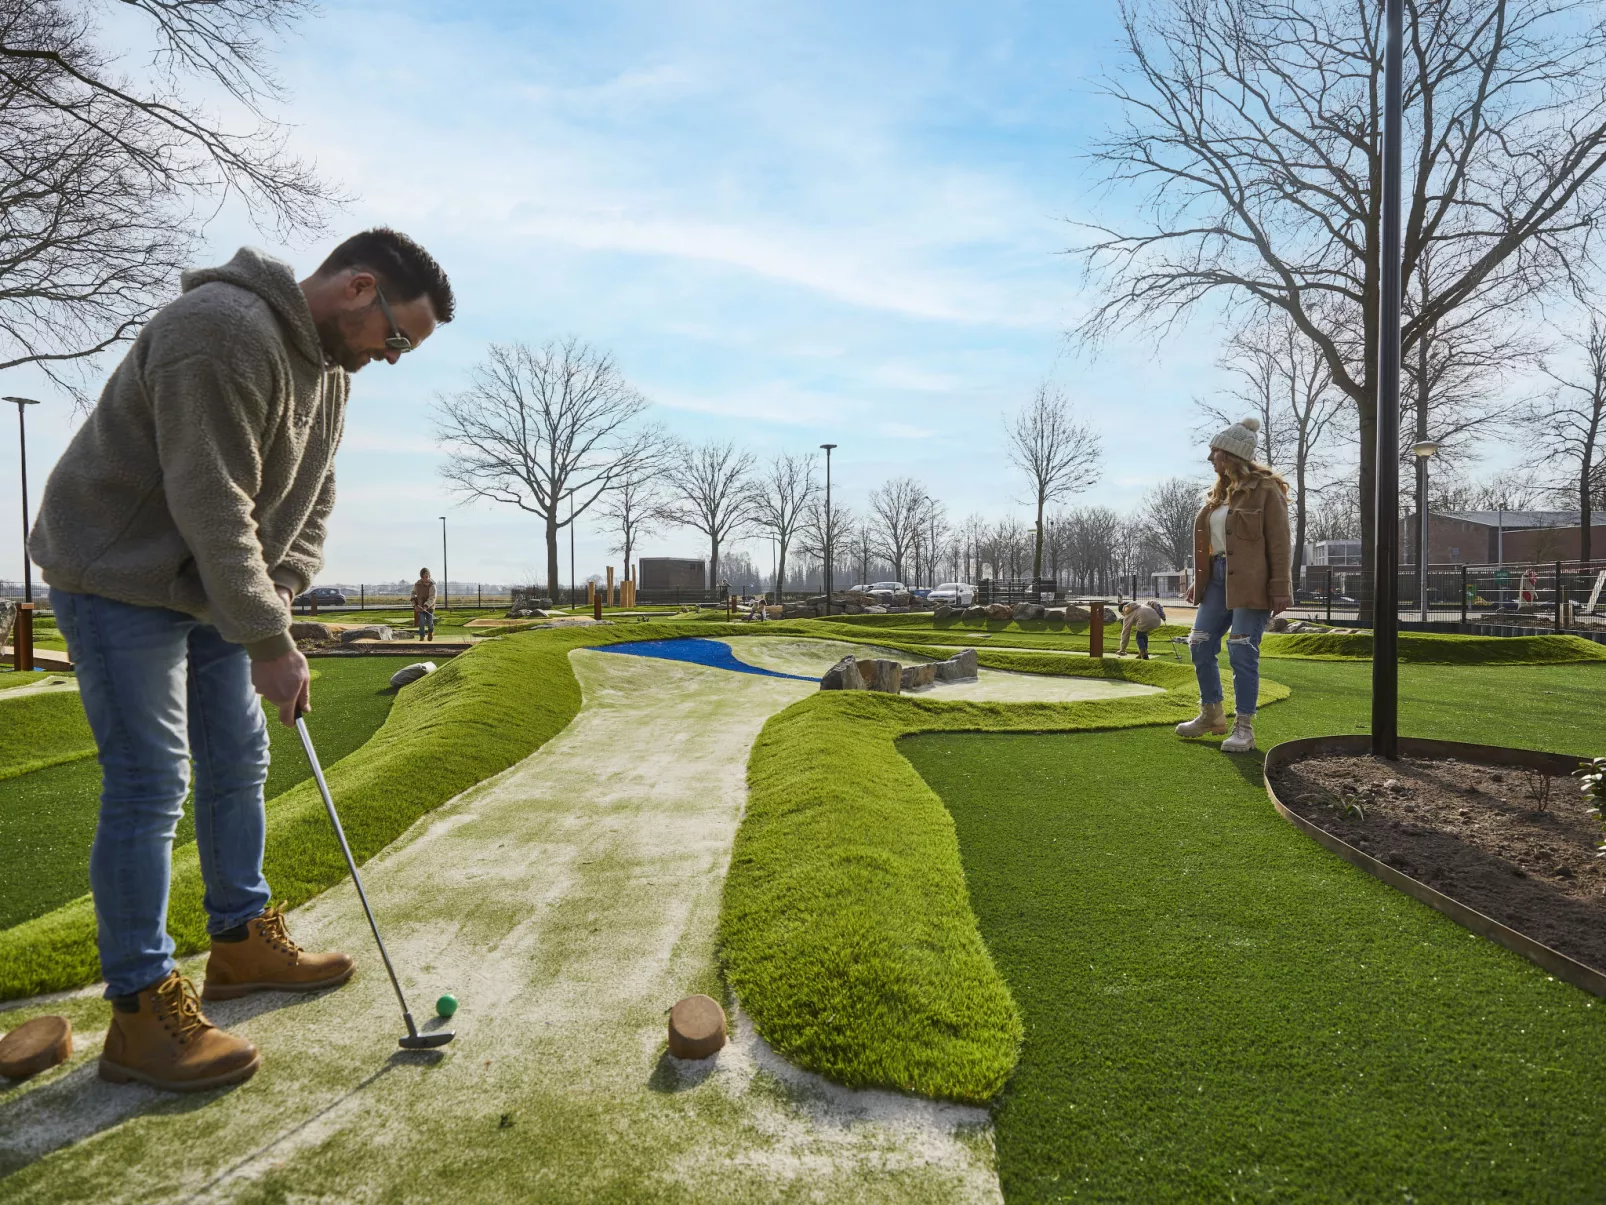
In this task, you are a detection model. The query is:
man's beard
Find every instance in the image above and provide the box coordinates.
[315,312,374,373]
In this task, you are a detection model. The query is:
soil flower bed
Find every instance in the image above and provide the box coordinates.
[1269,753,1606,973]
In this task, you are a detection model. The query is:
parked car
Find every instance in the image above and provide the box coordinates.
[867,581,906,598]
[294,586,347,607]
[928,582,976,607]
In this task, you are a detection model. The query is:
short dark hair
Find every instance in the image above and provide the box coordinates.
[317,228,455,323]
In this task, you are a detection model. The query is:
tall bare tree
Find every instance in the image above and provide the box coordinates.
[751,452,818,595]
[436,339,658,595]
[1006,384,1102,580]
[1077,0,1606,617]
[1200,310,1349,575]
[0,0,337,396]
[592,439,671,581]
[867,477,929,582]
[1533,311,1606,562]
[797,499,855,592]
[662,441,758,588]
[1136,476,1206,572]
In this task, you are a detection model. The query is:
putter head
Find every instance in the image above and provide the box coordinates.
[399,1031,454,1050]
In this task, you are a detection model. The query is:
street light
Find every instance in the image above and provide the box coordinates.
[438,516,449,612]
[1411,440,1440,623]
[4,396,41,671]
[820,443,836,616]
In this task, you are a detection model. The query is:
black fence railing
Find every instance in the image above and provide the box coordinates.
[1287,560,1606,631]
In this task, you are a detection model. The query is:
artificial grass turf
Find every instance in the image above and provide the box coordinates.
[0,660,400,933]
[0,621,761,1002]
[719,651,1292,1104]
[1261,629,1606,663]
[0,688,93,780]
[902,658,1606,1202]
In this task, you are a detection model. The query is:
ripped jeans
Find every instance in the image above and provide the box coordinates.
[1190,556,1270,716]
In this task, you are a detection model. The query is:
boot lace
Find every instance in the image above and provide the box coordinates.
[155,974,212,1044]
[257,904,303,959]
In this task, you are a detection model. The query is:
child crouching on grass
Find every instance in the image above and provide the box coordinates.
[1118,600,1164,659]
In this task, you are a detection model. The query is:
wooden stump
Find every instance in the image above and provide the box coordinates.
[667,995,727,1060]
[0,1015,72,1079]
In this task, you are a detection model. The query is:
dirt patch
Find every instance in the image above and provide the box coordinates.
[1271,754,1606,972]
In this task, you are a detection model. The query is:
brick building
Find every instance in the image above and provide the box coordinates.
[1399,510,1606,564]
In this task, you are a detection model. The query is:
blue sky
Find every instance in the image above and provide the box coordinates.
[3,0,1261,589]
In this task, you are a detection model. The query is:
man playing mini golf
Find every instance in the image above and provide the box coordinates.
[30,229,454,1091]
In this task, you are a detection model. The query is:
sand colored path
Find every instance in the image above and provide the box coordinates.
[0,650,1000,1204]
[720,636,1165,703]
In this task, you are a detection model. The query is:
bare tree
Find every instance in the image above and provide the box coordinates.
[797,499,855,592]
[1077,0,1606,617]
[1136,476,1206,572]
[436,339,657,595]
[867,477,929,582]
[1200,310,1349,575]
[1006,384,1102,580]
[662,441,758,588]
[592,440,672,581]
[1532,311,1606,562]
[751,452,818,595]
[0,0,337,396]
[909,496,949,588]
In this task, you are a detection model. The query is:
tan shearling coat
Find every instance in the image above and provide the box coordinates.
[1192,480,1293,610]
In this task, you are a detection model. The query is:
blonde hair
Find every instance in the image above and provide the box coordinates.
[1205,451,1289,507]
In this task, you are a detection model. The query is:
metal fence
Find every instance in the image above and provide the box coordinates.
[1287,560,1606,631]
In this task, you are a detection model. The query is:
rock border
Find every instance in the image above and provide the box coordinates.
[1262,734,1606,1000]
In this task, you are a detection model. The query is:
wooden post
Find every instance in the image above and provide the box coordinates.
[593,592,603,621]
[13,602,33,671]
[1089,602,1104,658]
[587,580,595,605]
[606,565,615,608]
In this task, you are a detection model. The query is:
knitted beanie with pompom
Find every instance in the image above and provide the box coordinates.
[1210,416,1260,462]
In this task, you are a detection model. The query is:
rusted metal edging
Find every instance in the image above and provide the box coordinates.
[1263,734,1606,1001]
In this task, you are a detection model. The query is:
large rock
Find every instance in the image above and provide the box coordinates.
[899,662,937,690]
[962,605,989,622]
[1012,602,1046,621]
[891,591,914,607]
[855,658,902,693]
[933,604,954,620]
[1060,605,1091,623]
[863,605,888,614]
[986,602,1014,621]
[290,621,334,642]
[1044,609,1067,627]
[0,598,15,650]
[934,648,978,681]
[782,604,817,620]
[389,660,437,688]
[1269,616,1290,633]
[819,655,865,690]
[339,624,394,643]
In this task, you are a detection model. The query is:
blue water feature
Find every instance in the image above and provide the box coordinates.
[591,637,819,681]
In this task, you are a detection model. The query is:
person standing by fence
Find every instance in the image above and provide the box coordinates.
[412,568,437,641]
[1174,417,1292,753]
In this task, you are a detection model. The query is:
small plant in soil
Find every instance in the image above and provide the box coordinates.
[1522,770,1552,812]
[1575,757,1606,857]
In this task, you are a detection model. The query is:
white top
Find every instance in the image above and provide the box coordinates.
[1208,505,1229,556]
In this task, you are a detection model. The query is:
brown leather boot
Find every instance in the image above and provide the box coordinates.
[203,905,355,1001]
[99,972,260,1092]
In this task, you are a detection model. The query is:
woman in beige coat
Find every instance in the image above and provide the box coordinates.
[1175,417,1292,752]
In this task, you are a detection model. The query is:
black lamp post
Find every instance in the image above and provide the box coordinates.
[438,516,449,612]
[4,396,41,671]
[1372,0,1405,759]
[820,443,836,615]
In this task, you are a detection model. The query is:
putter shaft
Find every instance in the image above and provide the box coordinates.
[295,714,424,1040]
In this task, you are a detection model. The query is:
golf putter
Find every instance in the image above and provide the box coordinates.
[294,708,454,1050]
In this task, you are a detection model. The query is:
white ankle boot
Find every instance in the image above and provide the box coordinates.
[1175,702,1228,738]
[1220,714,1255,753]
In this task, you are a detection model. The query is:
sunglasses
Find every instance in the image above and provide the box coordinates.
[373,286,414,353]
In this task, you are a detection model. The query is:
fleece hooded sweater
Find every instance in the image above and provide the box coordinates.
[31,248,348,661]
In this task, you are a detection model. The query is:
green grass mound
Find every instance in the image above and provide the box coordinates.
[1263,630,1606,663]
[0,622,754,1002]
[904,658,1606,1199]
[720,651,1290,1104]
[0,688,93,781]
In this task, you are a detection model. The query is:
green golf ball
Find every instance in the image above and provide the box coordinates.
[436,993,458,1018]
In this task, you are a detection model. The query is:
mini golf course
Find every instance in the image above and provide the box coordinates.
[0,620,1603,1202]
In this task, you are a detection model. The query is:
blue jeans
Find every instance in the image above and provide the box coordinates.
[1135,630,1149,656]
[52,589,271,998]
[1189,556,1271,716]
[417,608,435,635]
